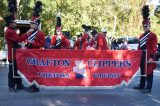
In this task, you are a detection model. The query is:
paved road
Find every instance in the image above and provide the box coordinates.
[0,64,160,106]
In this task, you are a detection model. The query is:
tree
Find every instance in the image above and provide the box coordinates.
[1,0,160,43]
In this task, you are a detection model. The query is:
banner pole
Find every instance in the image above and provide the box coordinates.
[134,50,147,77]
[12,48,15,78]
[147,61,160,63]
[12,48,21,78]
[145,50,147,76]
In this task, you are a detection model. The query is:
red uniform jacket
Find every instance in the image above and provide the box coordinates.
[82,33,90,43]
[81,41,90,50]
[96,33,109,50]
[74,38,82,49]
[138,31,157,75]
[51,34,70,49]
[27,30,45,49]
[5,27,29,61]
[81,38,96,50]
[90,38,96,47]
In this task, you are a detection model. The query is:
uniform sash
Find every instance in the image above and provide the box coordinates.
[28,30,38,42]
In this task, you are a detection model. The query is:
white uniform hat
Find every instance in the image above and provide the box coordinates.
[101,28,107,33]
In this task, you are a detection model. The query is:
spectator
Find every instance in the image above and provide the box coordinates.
[120,38,131,50]
[45,35,51,49]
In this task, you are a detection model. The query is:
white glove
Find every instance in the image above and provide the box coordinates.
[56,12,61,17]
[56,35,61,40]
[27,29,34,34]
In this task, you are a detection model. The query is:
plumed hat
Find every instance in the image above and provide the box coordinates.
[4,0,17,26]
[101,28,107,33]
[31,1,43,26]
[56,27,62,31]
[55,12,62,31]
[4,15,15,26]
[30,16,40,26]
[8,0,17,14]
[142,5,150,26]
[82,24,91,32]
[91,29,98,36]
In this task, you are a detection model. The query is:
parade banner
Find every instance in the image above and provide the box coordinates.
[16,49,142,87]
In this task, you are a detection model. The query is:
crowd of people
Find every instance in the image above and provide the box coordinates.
[3,1,158,94]
[4,13,113,93]
[44,25,110,50]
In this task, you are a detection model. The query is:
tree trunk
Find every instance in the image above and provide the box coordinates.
[107,10,117,35]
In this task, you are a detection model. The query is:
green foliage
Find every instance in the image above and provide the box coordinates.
[0,0,160,46]
[0,0,7,39]
[18,0,33,20]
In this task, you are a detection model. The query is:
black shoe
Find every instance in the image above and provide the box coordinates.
[141,89,151,93]
[133,86,144,90]
[9,88,17,93]
[26,85,39,92]
[17,84,25,90]
[27,87,39,92]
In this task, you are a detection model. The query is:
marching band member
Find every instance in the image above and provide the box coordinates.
[134,5,157,93]
[51,27,70,49]
[26,17,45,49]
[4,15,31,92]
[81,34,91,50]
[51,13,70,49]
[26,1,44,92]
[74,34,83,50]
[81,24,91,44]
[81,24,96,50]
[91,29,109,50]
[101,28,111,49]
[4,0,30,92]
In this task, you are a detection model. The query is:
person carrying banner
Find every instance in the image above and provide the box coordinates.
[51,13,70,49]
[4,0,33,93]
[4,15,31,92]
[134,5,157,93]
[25,1,45,92]
[26,17,45,49]
[4,1,33,92]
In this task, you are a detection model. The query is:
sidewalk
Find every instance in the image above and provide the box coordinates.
[0,65,160,106]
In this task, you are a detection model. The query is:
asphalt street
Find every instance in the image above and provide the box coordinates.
[0,64,160,106]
